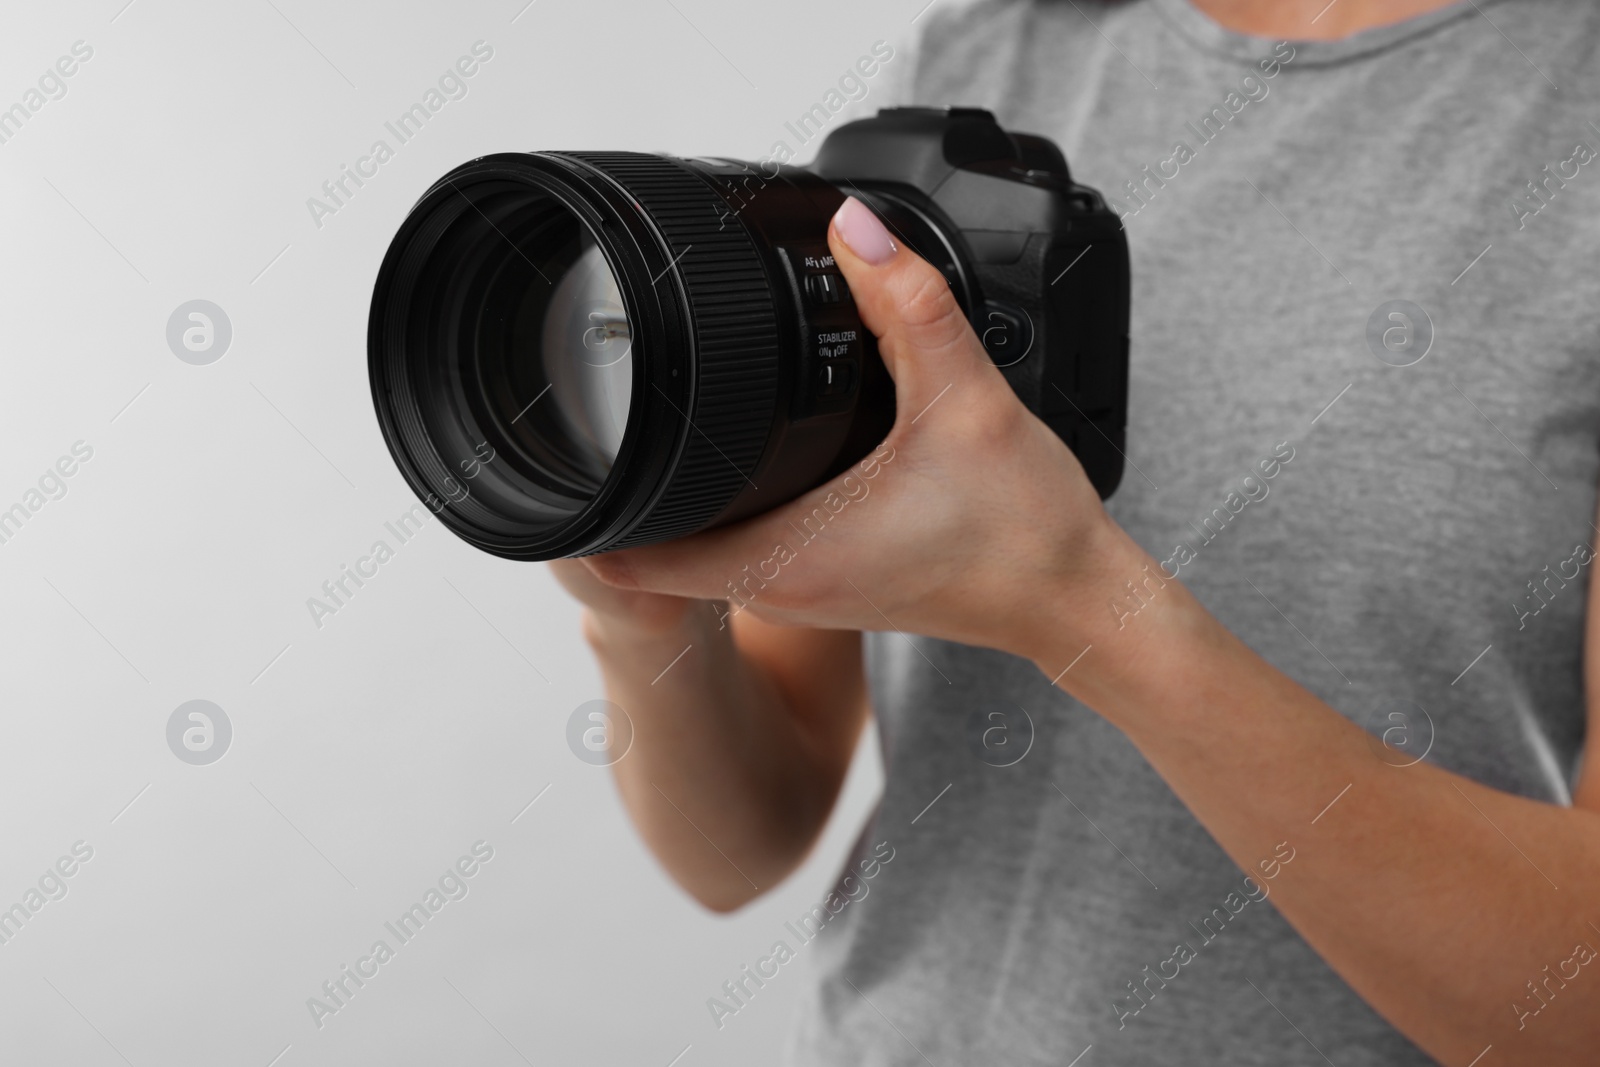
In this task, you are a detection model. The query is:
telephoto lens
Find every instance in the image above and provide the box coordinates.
[368,106,1130,561]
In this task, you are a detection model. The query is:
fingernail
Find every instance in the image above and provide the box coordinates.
[832,196,897,265]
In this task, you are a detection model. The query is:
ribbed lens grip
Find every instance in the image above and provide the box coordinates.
[559,152,781,549]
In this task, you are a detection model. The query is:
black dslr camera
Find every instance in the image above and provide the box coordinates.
[368,107,1130,560]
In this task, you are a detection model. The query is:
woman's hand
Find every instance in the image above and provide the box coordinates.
[579,196,1142,667]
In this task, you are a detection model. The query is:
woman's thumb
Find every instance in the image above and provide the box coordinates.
[826,196,1001,421]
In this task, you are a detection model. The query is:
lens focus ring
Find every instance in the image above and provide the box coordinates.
[558,152,781,549]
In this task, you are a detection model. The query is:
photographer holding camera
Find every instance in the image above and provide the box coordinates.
[373,0,1600,1063]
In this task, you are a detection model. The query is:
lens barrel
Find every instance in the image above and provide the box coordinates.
[370,150,898,560]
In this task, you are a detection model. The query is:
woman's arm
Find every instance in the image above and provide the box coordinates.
[554,560,869,913]
[1025,519,1600,1065]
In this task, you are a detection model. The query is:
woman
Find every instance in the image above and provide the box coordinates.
[555,0,1600,1062]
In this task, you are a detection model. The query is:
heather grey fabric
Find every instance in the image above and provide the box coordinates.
[787,2,1600,1063]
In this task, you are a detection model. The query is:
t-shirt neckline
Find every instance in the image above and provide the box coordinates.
[1150,0,1507,67]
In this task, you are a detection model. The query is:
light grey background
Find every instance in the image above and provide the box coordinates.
[0,1,940,1063]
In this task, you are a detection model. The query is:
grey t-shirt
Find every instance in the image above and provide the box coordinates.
[789,1,1600,1064]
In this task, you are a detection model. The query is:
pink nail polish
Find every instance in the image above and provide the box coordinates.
[832,196,897,265]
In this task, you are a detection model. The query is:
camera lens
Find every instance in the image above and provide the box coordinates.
[370,151,900,560]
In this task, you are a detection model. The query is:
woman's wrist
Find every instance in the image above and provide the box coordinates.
[1016,513,1221,724]
[1005,509,1142,665]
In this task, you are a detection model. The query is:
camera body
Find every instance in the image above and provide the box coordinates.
[697,106,1129,501]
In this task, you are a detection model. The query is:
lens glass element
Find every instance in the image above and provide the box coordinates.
[541,241,632,470]
[389,181,640,536]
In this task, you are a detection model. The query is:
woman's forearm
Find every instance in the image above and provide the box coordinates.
[584,608,858,912]
[1038,528,1600,1065]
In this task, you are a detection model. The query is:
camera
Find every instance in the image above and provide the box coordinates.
[368,106,1129,560]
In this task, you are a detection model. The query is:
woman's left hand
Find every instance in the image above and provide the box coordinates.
[580,196,1143,669]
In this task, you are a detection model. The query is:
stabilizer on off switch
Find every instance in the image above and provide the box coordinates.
[818,360,854,396]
